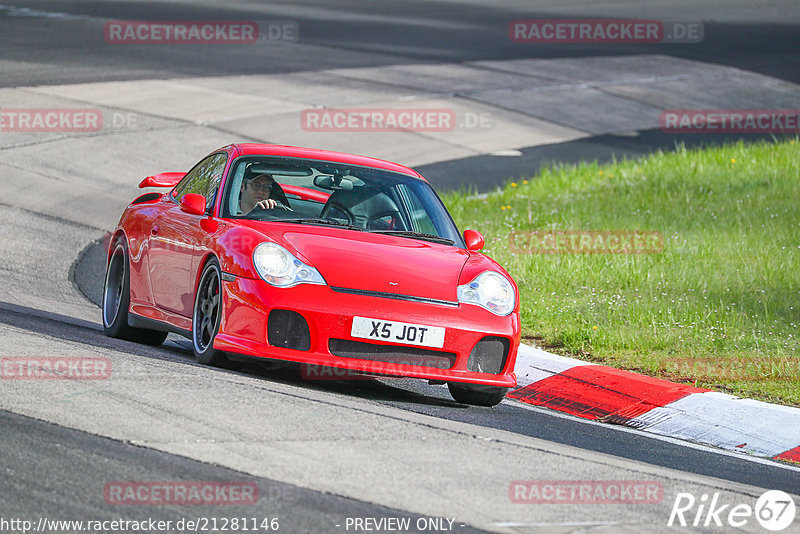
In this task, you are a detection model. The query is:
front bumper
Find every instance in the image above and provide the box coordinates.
[212,276,519,387]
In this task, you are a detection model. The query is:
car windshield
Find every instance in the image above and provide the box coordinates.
[222,156,464,247]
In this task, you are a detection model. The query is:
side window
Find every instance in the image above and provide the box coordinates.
[172,153,227,211]
[396,184,437,235]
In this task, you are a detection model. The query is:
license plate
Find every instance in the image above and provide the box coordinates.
[351,316,445,348]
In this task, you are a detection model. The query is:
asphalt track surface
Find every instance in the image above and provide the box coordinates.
[2,1,799,532]
[0,0,798,87]
[1,409,486,534]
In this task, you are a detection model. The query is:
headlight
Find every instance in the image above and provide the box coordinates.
[457,271,515,316]
[252,243,326,288]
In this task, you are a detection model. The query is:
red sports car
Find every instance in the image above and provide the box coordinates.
[102,144,520,406]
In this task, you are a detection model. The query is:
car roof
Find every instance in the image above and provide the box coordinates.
[218,143,426,182]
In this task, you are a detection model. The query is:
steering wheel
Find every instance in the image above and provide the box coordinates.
[246,202,295,218]
[321,204,354,225]
[367,210,404,230]
[250,200,292,212]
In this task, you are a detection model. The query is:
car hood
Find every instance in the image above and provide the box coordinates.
[239,222,470,301]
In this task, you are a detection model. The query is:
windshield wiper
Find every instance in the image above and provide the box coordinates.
[370,230,455,245]
[277,218,365,231]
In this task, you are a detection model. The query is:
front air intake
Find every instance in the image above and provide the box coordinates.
[466,337,509,374]
[267,310,311,351]
[329,339,456,369]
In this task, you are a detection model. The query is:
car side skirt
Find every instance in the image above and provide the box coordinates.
[128,302,192,339]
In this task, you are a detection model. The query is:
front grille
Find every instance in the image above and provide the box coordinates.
[466,336,510,374]
[329,339,456,370]
[267,310,311,351]
[329,287,458,307]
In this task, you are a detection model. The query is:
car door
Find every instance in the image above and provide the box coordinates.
[148,153,226,317]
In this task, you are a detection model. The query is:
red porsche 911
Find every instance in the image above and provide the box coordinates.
[102,144,520,406]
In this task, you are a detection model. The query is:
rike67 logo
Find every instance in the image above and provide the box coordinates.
[668,490,796,531]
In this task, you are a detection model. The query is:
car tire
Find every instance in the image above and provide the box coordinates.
[447,383,508,407]
[192,258,229,366]
[102,239,168,346]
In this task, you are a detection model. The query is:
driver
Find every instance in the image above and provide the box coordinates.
[239,173,288,213]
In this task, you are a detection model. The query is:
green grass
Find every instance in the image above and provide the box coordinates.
[443,139,800,406]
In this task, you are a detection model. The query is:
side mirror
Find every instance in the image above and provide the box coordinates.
[180,193,207,216]
[463,229,485,251]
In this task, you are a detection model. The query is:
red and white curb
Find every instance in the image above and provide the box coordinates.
[510,344,800,464]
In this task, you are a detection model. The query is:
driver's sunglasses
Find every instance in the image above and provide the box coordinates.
[247,180,273,192]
